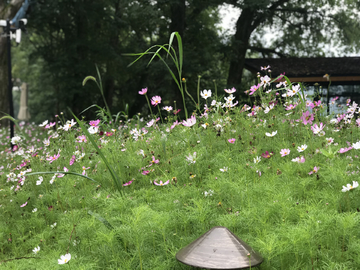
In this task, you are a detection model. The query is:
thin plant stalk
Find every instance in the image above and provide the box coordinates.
[145,94,154,118]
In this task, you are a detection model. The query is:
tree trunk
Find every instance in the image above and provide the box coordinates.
[0,0,24,127]
[226,8,256,88]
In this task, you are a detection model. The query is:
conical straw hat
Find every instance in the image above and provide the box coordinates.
[176,226,263,269]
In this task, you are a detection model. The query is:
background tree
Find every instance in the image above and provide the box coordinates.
[8,0,360,123]
[0,0,24,127]
[225,0,360,88]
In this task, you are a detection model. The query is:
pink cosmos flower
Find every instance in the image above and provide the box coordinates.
[123,179,134,186]
[76,135,87,143]
[82,166,90,176]
[150,156,159,165]
[171,120,179,130]
[105,132,113,137]
[20,201,28,207]
[249,84,261,95]
[154,180,169,186]
[45,122,56,129]
[47,153,60,164]
[228,138,236,144]
[142,170,150,175]
[138,87,148,95]
[69,155,76,166]
[182,115,196,127]
[89,120,100,127]
[308,166,319,175]
[300,111,314,125]
[280,149,290,157]
[151,96,162,106]
[339,147,352,154]
[314,100,322,107]
[311,123,325,135]
[224,87,236,94]
[285,104,297,110]
[292,156,305,163]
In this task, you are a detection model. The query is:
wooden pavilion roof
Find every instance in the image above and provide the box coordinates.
[244,57,360,84]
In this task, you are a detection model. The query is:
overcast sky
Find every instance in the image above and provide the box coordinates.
[217,4,359,57]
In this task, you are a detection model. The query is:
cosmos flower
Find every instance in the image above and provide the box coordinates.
[58,253,71,264]
[297,144,307,152]
[154,180,169,186]
[200,89,212,99]
[33,246,40,254]
[308,166,319,175]
[265,131,277,137]
[138,87,148,95]
[123,179,134,186]
[224,87,236,94]
[280,149,290,157]
[151,96,162,106]
[182,115,196,127]
[341,181,359,192]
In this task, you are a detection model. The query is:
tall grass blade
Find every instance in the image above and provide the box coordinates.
[26,171,99,183]
[70,110,123,193]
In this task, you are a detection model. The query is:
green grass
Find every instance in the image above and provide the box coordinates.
[1,86,360,269]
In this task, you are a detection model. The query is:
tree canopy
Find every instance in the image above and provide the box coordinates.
[3,0,360,122]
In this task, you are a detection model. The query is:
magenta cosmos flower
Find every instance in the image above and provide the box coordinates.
[151,96,162,106]
[123,179,134,186]
[154,180,169,186]
[139,87,148,95]
[280,149,290,157]
[261,151,273,158]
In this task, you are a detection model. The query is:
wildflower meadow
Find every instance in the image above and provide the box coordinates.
[1,34,360,269]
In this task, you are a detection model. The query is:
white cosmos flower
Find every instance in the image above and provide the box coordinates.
[265,131,277,137]
[342,181,359,192]
[200,89,212,100]
[39,120,48,127]
[58,253,71,264]
[297,144,308,152]
[253,156,261,163]
[11,136,22,145]
[352,141,360,150]
[36,176,43,185]
[33,246,40,254]
[88,126,99,134]
[219,167,228,172]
